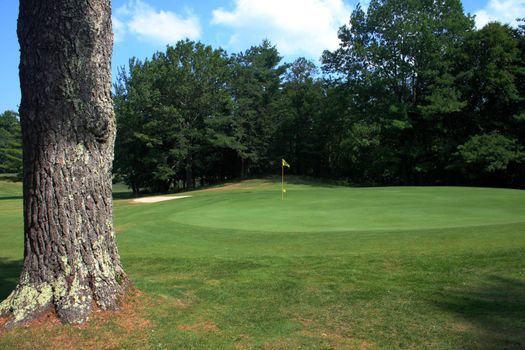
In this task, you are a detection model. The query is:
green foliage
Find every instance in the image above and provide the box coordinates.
[458,22,523,127]
[457,132,525,172]
[0,111,22,176]
[229,40,288,176]
[272,57,325,176]
[321,0,525,187]
[114,40,233,193]
[112,0,525,190]
[322,0,475,184]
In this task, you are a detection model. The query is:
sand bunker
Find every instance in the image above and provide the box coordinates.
[133,195,191,203]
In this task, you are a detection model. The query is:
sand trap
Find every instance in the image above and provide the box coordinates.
[133,195,191,203]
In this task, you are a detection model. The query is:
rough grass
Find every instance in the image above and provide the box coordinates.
[0,178,524,349]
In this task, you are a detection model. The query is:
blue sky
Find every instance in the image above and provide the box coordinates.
[1,0,524,112]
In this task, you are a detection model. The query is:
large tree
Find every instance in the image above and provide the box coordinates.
[322,0,474,184]
[0,0,127,326]
[454,23,525,185]
[272,58,324,176]
[230,40,287,177]
[114,40,232,192]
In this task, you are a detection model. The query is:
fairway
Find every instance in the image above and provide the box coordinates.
[1,178,525,349]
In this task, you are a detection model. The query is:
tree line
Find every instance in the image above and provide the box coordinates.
[0,110,22,176]
[2,0,524,192]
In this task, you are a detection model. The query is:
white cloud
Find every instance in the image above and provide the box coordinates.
[211,0,352,58]
[113,0,201,44]
[474,0,525,28]
[112,15,126,43]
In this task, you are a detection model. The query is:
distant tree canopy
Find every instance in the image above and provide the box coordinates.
[0,110,22,175]
[113,0,525,193]
[114,40,294,193]
[114,40,233,193]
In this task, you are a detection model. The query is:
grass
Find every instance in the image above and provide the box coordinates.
[0,178,525,349]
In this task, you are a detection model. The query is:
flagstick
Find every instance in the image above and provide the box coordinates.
[281,163,284,201]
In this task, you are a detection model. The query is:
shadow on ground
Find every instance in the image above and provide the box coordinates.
[112,192,135,200]
[0,196,22,201]
[0,174,21,182]
[265,175,343,188]
[0,258,22,300]
[433,275,525,350]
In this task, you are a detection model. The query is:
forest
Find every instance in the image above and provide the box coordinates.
[1,0,524,192]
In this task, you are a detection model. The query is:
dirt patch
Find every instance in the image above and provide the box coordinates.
[0,317,7,334]
[0,289,153,350]
[261,338,303,350]
[27,310,62,328]
[106,290,151,330]
[294,316,315,327]
[204,279,221,286]
[0,308,61,332]
[132,195,191,204]
[115,224,133,234]
[177,320,219,333]
[293,316,375,350]
[301,329,369,349]
[170,298,193,309]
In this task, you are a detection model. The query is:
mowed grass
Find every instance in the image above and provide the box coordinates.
[1,178,525,349]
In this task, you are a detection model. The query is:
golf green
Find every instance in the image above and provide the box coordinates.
[149,181,525,232]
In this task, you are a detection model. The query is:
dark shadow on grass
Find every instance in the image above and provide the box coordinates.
[112,191,135,200]
[0,258,22,300]
[0,174,21,182]
[433,275,525,350]
[264,175,343,188]
[0,196,23,201]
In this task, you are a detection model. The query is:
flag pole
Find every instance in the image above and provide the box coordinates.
[281,161,284,201]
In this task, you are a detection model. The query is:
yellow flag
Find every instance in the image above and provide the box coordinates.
[282,159,290,168]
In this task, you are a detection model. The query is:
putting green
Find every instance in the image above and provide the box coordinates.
[152,181,525,232]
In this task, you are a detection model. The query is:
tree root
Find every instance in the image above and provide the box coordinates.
[0,273,128,328]
[0,283,53,328]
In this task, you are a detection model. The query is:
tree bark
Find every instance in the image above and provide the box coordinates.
[0,0,127,326]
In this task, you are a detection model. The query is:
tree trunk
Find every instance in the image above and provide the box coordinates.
[0,0,127,327]
[185,153,193,189]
